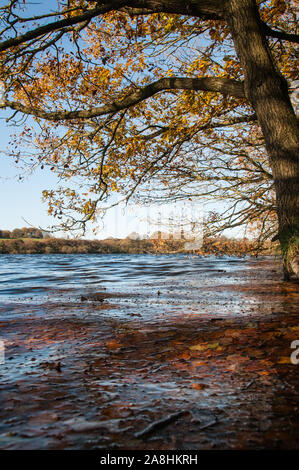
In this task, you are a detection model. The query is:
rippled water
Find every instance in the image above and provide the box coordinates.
[0,253,283,323]
[0,253,247,294]
[1,253,298,450]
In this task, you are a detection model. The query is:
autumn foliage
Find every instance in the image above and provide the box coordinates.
[0,0,298,277]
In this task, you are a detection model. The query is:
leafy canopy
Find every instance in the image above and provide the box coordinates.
[0,0,298,237]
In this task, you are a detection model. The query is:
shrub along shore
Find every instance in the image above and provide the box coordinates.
[0,235,277,256]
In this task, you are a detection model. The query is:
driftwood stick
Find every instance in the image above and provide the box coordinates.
[134,410,188,439]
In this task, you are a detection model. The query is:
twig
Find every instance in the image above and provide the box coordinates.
[243,379,256,390]
[198,418,218,430]
[134,410,188,439]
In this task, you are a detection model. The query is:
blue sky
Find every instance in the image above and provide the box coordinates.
[0,1,245,240]
[0,119,130,238]
[0,117,173,238]
[0,111,242,240]
[0,120,242,240]
[0,1,203,239]
[0,0,156,238]
[0,0,61,233]
[0,127,207,240]
[0,115,59,231]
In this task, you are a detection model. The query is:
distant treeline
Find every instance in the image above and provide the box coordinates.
[0,227,45,239]
[0,235,276,255]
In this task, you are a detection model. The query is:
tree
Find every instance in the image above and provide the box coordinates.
[0,0,298,278]
[12,228,23,238]
[0,230,11,239]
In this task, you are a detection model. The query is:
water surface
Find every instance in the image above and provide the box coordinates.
[0,254,298,450]
[0,253,282,321]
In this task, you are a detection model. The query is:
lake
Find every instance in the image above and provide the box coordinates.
[0,254,298,450]
[0,253,286,321]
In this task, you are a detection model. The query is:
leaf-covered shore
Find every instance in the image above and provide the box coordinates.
[0,257,298,449]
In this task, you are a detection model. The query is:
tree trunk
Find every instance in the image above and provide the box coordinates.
[225,0,299,280]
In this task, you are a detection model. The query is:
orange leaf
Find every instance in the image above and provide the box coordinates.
[191,383,209,390]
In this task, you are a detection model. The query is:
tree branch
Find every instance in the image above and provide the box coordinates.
[0,0,224,53]
[140,113,257,140]
[0,77,245,121]
[262,22,299,44]
[0,2,127,53]
[121,0,224,19]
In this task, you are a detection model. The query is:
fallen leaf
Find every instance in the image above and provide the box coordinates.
[277,356,290,364]
[191,383,209,390]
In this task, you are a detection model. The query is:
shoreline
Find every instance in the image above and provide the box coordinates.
[0,236,277,256]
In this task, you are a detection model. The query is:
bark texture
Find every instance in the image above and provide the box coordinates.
[225,0,299,280]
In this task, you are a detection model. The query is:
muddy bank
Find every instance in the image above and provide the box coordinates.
[0,256,298,449]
